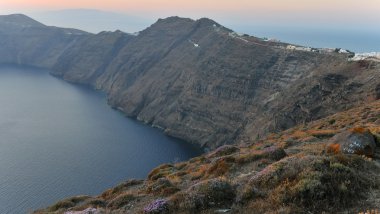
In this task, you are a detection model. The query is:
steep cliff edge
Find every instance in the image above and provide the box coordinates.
[1,14,380,150]
[49,16,380,149]
[0,14,89,68]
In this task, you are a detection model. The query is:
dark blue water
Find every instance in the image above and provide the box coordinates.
[0,65,202,213]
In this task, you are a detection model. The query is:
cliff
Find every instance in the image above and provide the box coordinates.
[1,14,379,149]
[0,14,88,68]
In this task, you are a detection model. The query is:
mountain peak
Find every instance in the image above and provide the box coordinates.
[196,17,217,25]
[154,16,194,25]
[140,16,196,35]
[0,14,45,28]
[153,16,219,27]
[145,16,229,36]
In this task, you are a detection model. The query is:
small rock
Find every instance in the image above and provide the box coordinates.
[329,128,377,157]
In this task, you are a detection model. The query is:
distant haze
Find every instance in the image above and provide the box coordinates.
[27,9,153,33]
[0,0,379,51]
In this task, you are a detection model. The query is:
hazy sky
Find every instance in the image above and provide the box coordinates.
[1,0,379,51]
[0,0,378,11]
[1,0,379,23]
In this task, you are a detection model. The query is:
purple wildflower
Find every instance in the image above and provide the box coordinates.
[143,199,168,214]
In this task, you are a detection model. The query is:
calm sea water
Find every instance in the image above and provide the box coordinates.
[230,24,380,53]
[0,65,202,213]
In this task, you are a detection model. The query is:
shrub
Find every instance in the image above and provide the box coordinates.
[237,186,265,203]
[48,201,75,211]
[101,179,143,200]
[174,178,236,211]
[147,178,179,196]
[207,159,230,177]
[327,143,341,154]
[107,193,136,209]
[307,129,337,138]
[144,199,169,214]
[328,119,336,125]
[148,164,175,181]
[235,152,262,164]
[276,155,373,212]
[207,145,239,158]
[235,146,286,165]
[351,127,369,134]
[189,164,210,180]
[84,198,106,207]
[174,162,187,170]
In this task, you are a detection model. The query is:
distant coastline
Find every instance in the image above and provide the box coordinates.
[241,27,380,53]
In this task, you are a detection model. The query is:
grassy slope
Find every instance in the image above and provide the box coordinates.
[35,100,380,214]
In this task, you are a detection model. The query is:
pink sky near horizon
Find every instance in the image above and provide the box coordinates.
[1,0,379,13]
[1,0,379,26]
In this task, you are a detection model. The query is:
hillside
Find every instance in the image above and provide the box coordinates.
[1,14,379,149]
[0,14,45,28]
[34,99,380,213]
[0,14,89,68]
[52,17,380,149]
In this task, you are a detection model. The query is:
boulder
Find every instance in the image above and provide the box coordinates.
[329,128,377,157]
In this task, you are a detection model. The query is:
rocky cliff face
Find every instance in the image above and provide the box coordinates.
[1,14,380,149]
[51,30,133,85]
[0,14,88,68]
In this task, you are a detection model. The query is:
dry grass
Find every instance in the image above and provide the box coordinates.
[207,159,230,177]
[189,164,210,180]
[306,129,337,138]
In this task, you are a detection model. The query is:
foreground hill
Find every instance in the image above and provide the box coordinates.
[35,99,380,213]
[1,14,379,149]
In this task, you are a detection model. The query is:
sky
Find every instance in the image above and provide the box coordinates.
[0,0,378,12]
[1,0,379,23]
[0,0,379,51]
